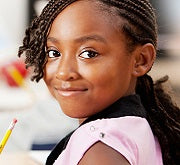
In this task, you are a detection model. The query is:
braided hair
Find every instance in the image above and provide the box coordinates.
[18,0,180,164]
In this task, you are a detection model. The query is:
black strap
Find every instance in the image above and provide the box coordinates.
[46,131,74,165]
[46,94,146,165]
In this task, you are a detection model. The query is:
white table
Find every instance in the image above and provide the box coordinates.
[0,150,51,165]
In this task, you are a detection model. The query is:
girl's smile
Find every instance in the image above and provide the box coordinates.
[54,81,88,97]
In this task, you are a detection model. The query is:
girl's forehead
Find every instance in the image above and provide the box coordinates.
[49,0,124,39]
[59,1,92,14]
[47,0,127,51]
[52,0,123,31]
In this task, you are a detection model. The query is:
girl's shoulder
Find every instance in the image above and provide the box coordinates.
[54,117,163,165]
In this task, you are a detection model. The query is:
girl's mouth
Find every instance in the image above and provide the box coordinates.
[55,87,88,97]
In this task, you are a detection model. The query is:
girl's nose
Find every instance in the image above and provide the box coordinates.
[56,70,80,81]
[55,57,80,81]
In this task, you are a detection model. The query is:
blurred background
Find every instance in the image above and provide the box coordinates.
[0,0,179,154]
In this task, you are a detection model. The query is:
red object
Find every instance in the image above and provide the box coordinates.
[13,118,17,124]
[12,60,27,77]
[0,59,28,87]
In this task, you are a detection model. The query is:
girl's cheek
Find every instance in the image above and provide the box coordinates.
[44,62,58,79]
[43,64,57,97]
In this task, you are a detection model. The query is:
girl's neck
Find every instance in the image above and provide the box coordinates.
[78,118,87,124]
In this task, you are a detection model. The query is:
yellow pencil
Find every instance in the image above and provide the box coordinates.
[0,119,17,154]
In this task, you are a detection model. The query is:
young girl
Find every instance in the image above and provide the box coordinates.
[18,0,180,165]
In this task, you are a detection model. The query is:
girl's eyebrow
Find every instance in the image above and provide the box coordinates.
[47,37,59,44]
[47,35,107,44]
[74,35,107,44]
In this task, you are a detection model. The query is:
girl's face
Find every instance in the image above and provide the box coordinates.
[44,0,138,118]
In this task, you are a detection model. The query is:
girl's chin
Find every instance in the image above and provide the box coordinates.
[61,108,93,119]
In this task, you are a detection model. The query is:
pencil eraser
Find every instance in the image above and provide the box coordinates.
[13,118,17,124]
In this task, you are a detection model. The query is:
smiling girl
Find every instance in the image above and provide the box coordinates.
[18,0,179,165]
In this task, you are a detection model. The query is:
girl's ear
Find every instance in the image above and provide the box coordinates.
[132,43,156,77]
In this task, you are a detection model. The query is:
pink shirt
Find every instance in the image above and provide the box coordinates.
[54,117,163,165]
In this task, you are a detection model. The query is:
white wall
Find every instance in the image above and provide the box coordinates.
[161,0,180,33]
[0,0,28,55]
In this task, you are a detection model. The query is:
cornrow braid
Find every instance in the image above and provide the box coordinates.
[102,0,157,47]
[18,0,180,164]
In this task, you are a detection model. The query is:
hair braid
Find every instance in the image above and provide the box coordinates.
[101,0,157,47]
[136,75,180,165]
[112,0,155,26]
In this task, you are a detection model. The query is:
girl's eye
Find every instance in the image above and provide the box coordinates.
[79,50,98,59]
[46,50,61,58]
